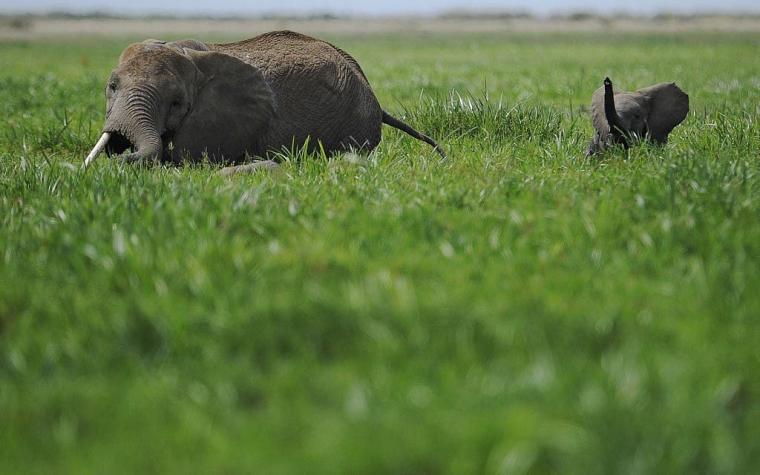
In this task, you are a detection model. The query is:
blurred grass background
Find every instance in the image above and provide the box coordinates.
[1,28,760,473]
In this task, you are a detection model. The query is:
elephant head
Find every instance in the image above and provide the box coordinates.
[586,77,689,156]
[84,39,274,166]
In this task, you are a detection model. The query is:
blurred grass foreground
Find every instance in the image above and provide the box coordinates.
[1,14,760,474]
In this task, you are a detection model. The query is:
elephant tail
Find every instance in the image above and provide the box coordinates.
[382,111,446,159]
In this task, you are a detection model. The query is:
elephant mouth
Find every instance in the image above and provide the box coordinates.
[105,131,134,157]
[104,129,174,159]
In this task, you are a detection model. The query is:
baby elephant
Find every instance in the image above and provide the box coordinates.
[587,77,689,156]
[84,31,444,168]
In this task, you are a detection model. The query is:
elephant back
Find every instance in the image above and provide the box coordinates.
[212,31,383,154]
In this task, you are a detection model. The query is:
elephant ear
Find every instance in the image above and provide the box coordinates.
[170,49,274,162]
[637,82,689,144]
[168,39,208,52]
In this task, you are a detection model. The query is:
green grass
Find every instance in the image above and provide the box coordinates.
[1,31,760,473]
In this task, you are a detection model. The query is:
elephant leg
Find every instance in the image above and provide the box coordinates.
[218,160,279,176]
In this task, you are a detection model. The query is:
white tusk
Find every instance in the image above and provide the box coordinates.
[82,132,111,169]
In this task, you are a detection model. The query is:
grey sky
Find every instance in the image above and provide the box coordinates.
[2,0,759,16]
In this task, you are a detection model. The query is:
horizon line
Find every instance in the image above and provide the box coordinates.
[3,9,760,19]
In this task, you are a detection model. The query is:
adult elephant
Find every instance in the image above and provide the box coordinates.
[84,31,444,169]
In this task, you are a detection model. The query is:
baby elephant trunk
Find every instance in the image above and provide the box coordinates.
[603,77,628,141]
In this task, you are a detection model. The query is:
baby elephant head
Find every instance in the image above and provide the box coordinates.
[587,77,689,156]
[87,39,274,166]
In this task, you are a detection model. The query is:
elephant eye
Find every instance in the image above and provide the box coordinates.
[170,99,184,111]
[108,82,117,92]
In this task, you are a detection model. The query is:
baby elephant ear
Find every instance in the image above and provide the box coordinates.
[171,50,274,162]
[638,82,689,144]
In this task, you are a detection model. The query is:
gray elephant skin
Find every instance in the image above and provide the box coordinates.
[587,77,689,156]
[92,31,444,165]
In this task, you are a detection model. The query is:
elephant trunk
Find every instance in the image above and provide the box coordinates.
[103,86,163,163]
[121,121,162,163]
[603,77,627,139]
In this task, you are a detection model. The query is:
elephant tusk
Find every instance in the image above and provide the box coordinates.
[82,132,111,169]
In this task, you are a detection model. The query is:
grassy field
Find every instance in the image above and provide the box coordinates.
[1,28,760,473]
